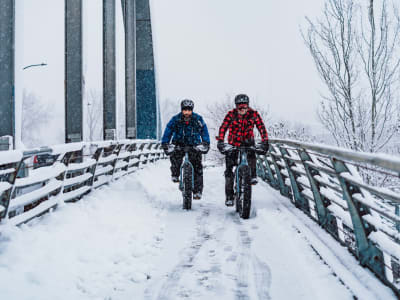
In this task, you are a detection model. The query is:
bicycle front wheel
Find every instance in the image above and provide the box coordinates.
[237,166,251,219]
[182,163,192,210]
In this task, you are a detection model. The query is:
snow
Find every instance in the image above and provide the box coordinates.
[0,168,15,176]
[0,161,395,299]
[98,154,117,164]
[14,163,65,187]
[51,142,85,155]
[0,150,23,165]
[0,182,12,195]
[60,185,92,203]
[90,140,117,148]
[8,179,62,211]
[63,173,93,187]
[67,159,97,171]
[94,165,113,176]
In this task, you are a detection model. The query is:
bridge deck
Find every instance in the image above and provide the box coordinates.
[0,161,395,299]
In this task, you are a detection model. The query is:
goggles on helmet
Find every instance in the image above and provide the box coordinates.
[181,99,194,110]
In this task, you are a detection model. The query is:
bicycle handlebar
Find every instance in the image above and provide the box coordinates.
[166,144,208,154]
[221,143,266,155]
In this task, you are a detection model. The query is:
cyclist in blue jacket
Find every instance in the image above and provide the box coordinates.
[161,99,210,199]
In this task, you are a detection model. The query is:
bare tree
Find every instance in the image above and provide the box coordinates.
[84,89,102,142]
[21,90,52,148]
[303,0,400,152]
[357,0,400,152]
[303,0,362,150]
[268,119,318,143]
[161,98,180,130]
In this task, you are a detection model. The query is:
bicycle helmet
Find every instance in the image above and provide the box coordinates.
[181,99,194,110]
[234,94,249,105]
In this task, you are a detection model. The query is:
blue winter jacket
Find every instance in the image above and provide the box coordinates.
[161,112,210,146]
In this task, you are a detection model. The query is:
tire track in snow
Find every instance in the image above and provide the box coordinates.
[252,254,272,300]
[153,204,228,300]
[233,217,272,300]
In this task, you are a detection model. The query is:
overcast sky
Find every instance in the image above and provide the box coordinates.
[19,0,326,146]
[151,0,325,127]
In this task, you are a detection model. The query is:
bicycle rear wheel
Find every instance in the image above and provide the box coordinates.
[182,163,192,210]
[237,166,251,219]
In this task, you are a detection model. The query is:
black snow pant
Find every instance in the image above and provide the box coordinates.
[224,149,256,199]
[170,149,203,194]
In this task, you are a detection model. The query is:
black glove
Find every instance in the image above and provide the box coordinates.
[202,142,210,154]
[161,143,169,155]
[195,142,210,154]
[217,140,225,153]
[261,140,269,152]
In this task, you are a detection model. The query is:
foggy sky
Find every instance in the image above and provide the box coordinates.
[151,0,325,127]
[20,0,326,146]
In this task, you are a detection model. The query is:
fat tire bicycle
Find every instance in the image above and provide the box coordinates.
[166,144,208,210]
[222,143,266,219]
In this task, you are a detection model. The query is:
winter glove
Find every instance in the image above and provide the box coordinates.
[217,140,225,153]
[195,142,210,154]
[202,142,210,154]
[161,143,170,155]
[261,140,269,152]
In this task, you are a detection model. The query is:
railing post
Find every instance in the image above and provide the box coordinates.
[298,149,330,227]
[256,155,267,181]
[110,143,123,181]
[57,150,76,202]
[269,145,290,197]
[396,205,400,232]
[1,157,25,220]
[261,154,279,188]
[331,157,386,279]
[279,146,309,212]
[89,147,104,191]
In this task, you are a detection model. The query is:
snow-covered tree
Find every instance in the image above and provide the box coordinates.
[268,120,318,143]
[21,90,52,148]
[161,98,180,130]
[84,89,103,142]
[303,0,400,152]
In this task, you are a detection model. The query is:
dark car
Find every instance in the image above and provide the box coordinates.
[33,153,60,169]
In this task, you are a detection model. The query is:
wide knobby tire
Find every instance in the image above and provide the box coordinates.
[237,166,252,219]
[182,164,192,210]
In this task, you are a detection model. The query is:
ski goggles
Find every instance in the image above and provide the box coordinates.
[237,104,249,110]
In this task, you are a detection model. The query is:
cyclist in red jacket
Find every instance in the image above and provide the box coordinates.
[216,94,269,206]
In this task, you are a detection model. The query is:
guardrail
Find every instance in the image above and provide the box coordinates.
[256,138,400,295]
[0,140,164,226]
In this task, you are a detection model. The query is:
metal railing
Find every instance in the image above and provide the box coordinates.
[257,138,400,295]
[0,139,165,226]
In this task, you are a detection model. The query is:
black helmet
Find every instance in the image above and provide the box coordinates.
[181,99,194,110]
[234,94,249,105]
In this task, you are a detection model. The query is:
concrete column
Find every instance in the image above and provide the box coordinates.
[123,0,136,139]
[103,0,116,140]
[136,0,157,139]
[0,0,15,149]
[65,0,83,143]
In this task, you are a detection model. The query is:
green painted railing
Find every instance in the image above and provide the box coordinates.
[257,138,400,296]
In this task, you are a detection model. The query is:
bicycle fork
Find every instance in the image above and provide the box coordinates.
[179,152,195,191]
[235,151,248,195]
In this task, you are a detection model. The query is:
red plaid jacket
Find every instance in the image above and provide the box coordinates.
[216,108,268,146]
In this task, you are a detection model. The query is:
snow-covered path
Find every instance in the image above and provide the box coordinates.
[0,160,396,300]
